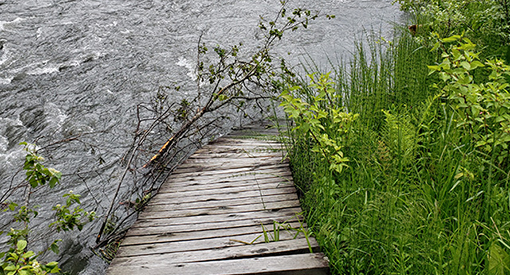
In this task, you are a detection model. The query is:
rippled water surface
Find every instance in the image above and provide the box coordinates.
[0,0,402,273]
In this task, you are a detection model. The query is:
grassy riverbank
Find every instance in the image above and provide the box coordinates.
[279,1,510,273]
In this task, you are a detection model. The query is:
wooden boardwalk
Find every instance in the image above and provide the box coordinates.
[107,123,330,275]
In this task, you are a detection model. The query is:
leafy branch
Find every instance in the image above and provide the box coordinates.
[428,33,510,165]
[280,72,358,173]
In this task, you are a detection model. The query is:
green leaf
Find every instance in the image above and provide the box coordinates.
[442,35,461,43]
[8,202,18,211]
[440,72,451,82]
[496,115,510,123]
[49,241,60,254]
[49,178,58,189]
[28,178,39,188]
[431,41,441,52]
[470,61,484,70]
[16,240,27,251]
[46,261,59,267]
[4,264,16,271]
[488,242,510,275]
[299,122,310,133]
[461,61,471,70]
[427,65,440,74]
[21,251,34,259]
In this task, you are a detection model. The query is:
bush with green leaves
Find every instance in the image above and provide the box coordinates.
[394,0,510,59]
[428,33,510,166]
[0,143,95,275]
[280,72,358,174]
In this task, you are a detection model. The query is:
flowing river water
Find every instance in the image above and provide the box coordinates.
[0,0,402,274]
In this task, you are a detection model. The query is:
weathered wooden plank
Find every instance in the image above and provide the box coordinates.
[194,143,283,152]
[154,187,295,201]
[121,221,306,246]
[108,253,329,275]
[148,193,298,209]
[154,188,297,202]
[145,198,300,213]
[180,155,284,166]
[140,200,301,219]
[171,162,288,176]
[158,177,294,195]
[126,216,302,236]
[192,147,281,155]
[196,136,282,146]
[188,151,283,159]
[155,177,294,194]
[209,138,282,145]
[110,238,318,266]
[150,187,298,207]
[149,191,296,208]
[168,170,292,183]
[168,169,291,183]
[203,144,282,150]
[147,189,298,208]
[163,167,292,185]
[165,171,292,186]
[116,230,306,257]
[157,182,296,198]
[174,162,286,173]
[162,180,294,193]
[200,145,280,151]
[133,207,304,226]
[179,157,284,170]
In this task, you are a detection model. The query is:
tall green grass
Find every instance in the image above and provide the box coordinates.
[282,28,510,274]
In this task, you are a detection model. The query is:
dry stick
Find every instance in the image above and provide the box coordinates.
[97,90,257,240]
[196,33,204,104]
[0,169,23,203]
[95,143,138,243]
[143,66,258,168]
[96,107,173,243]
[77,174,103,212]
[95,145,190,248]
[254,175,267,210]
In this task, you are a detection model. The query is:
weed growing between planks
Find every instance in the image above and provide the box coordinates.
[230,213,316,254]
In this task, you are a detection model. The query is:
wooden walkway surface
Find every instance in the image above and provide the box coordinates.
[107,123,330,275]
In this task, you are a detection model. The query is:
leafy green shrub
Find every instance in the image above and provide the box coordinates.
[394,0,510,60]
[280,72,358,174]
[428,33,510,166]
[0,143,95,275]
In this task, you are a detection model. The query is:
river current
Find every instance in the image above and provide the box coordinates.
[0,0,402,274]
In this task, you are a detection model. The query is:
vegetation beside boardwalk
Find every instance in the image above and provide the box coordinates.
[279,1,510,273]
